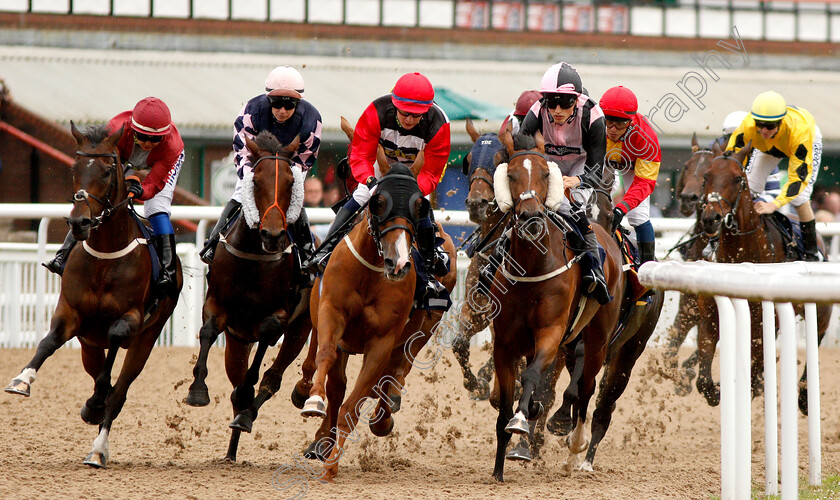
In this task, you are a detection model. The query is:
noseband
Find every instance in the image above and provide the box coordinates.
[72,150,125,230]
[703,155,759,235]
[507,150,549,219]
[254,154,291,231]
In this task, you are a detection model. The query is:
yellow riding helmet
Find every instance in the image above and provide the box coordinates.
[750,91,787,121]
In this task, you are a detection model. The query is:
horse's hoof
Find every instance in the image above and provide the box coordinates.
[470,378,491,401]
[506,444,532,462]
[229,412,254,433]
[83,452,107,469]
[799,387,809,416]
[290,385,308,410]
[546,412,573,437]
[186,389,210,407]
[387,395,401,414]
[578,460,594,472]
[477,363,494,382]
[370,416,395,437]
[565,435,589,454]
[5,379,30,397]
[505,411,529,435]
[301,396,326,418]
[80,403,106,425]
[528,401,544,421]
[303,441,327,462]
[674,380,693,397]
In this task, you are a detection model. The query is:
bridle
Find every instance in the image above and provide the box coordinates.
[507,150,550,220]
[253,154,291,232]
[702,155,760,236]
[72,149,127,230]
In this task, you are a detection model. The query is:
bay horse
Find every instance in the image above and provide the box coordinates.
[490,131,624,481]
[452,118,505,400]
[298,159,457,482]
[185,131,313,461]
[697,142,831,414]
[5,122,182,468]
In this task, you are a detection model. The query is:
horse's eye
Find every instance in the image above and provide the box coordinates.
[102,170,111,180]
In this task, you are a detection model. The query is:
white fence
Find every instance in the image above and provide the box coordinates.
[1,203,839,349]
[640,261,840,500]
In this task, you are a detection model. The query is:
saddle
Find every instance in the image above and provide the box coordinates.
[763,212,804,261]
[613,228,649,302]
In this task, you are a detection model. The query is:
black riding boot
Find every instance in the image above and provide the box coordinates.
[199,199,241,265]
[639,241,656,264]
[43,231,77,276]
[155,234,179,298]
[800,219,820,262]
[577,219,612,305]
[290,210,316,288]
[304,204,357,274]
[417,219,450,277]
[476,231,509,295]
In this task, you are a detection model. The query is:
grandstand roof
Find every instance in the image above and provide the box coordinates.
[2,45,838,143]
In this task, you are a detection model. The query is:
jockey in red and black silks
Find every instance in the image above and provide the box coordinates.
[599,85,662,264]
[305,72,452,290]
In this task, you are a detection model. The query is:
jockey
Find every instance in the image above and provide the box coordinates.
[715,110,782,203]
[726,90,823,261]
[199,65,323,284]
[499,90,542,135]
[303,72,451,288]
[44,97,184,298]
[599,85,662,264]
[516,61,611,304]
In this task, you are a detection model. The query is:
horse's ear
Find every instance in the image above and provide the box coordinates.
[411,150,425,178]
[503,119,514,135]
[245,136,259,156]
[691,132,699,153]
[340,116,354,142]
[732,141,752,166]
[284,135,301,155]
[105,124,124,148]
[70,121,86,146]
[466,117,480,143]
[711,140,723,157]
[376,145,391,177]
[501,128,514,156]
[534,131,546,153]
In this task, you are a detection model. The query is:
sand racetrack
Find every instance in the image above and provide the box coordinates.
[0,343,837,500]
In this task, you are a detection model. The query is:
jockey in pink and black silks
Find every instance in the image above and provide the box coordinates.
[599,85,662,264]
[305,72,451,289]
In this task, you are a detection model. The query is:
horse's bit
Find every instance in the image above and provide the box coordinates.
[72,150,124,229]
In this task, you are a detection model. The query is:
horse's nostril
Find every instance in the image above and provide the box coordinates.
[384,258,395,269]
[260,229,270,241]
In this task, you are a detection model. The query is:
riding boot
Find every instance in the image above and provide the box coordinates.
[43,230,77,276]
[154,234,179,298]
[304,204,357,275]
[199,199,241,265]
[578,221,612,305]
[290,210,316,288]
[639,241,656,264]
[417,218,450,278]
[800,219,821,262]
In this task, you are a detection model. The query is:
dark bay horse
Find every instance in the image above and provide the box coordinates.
[697,143,831,414]
[490,132,624,481]
[299,160,457,482]
[452,118,505,400]
[185,132,313,461]
[5,123,182,468]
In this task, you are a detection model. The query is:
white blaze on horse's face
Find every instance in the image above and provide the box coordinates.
[393,232,410,273]
[522,158,532,183]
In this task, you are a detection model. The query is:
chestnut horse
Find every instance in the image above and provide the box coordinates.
[490,132,624,481]
[5,123,182,468]
[299,160,457,482]
[185,132,313,461]
[697,143,830,413]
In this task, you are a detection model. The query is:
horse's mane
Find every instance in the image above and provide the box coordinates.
[83,125,110,146]
[386,162,414,178]
[254,131,287,156]
[497,133,537,164]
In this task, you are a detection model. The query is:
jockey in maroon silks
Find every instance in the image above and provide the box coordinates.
[45,97,184,298]
[304,72,451,293]
[499,90,542,136]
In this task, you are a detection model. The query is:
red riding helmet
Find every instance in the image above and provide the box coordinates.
[599,86,638,120]
[131,97,172,136]
[514,90,542,117]
[391,72,435,115]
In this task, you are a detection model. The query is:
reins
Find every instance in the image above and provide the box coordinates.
[254,155,290,231]
[703,155,761,237]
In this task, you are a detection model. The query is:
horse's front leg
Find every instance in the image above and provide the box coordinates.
[667,292,699,396]
[5,302,80,397]
[548,337,584,437]
[83,325,157,469]
[80,310,142,426]
[223,336,251,461]
[695,296,721,407]
[507,329,561,436]
[453,261,492,399]
[321,335,395,482]
[292,328,318,410]
[302,302,346,418]
[304,350,348,462]
[186,303,227,407]
[492,339,518,482]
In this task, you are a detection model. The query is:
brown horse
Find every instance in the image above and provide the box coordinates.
[697,143,831,413]
[5,123,182,468]
[490,132,624,481]
[185,132,313,461]
[299,159,457,482]
[452,118,505,400]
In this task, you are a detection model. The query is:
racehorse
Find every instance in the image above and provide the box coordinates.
[299,157,458,482]
[697,142,831,413]
[489,131,624,481]
[5,122,182,468]
[185,132,313,461]
[452,118,505,400]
